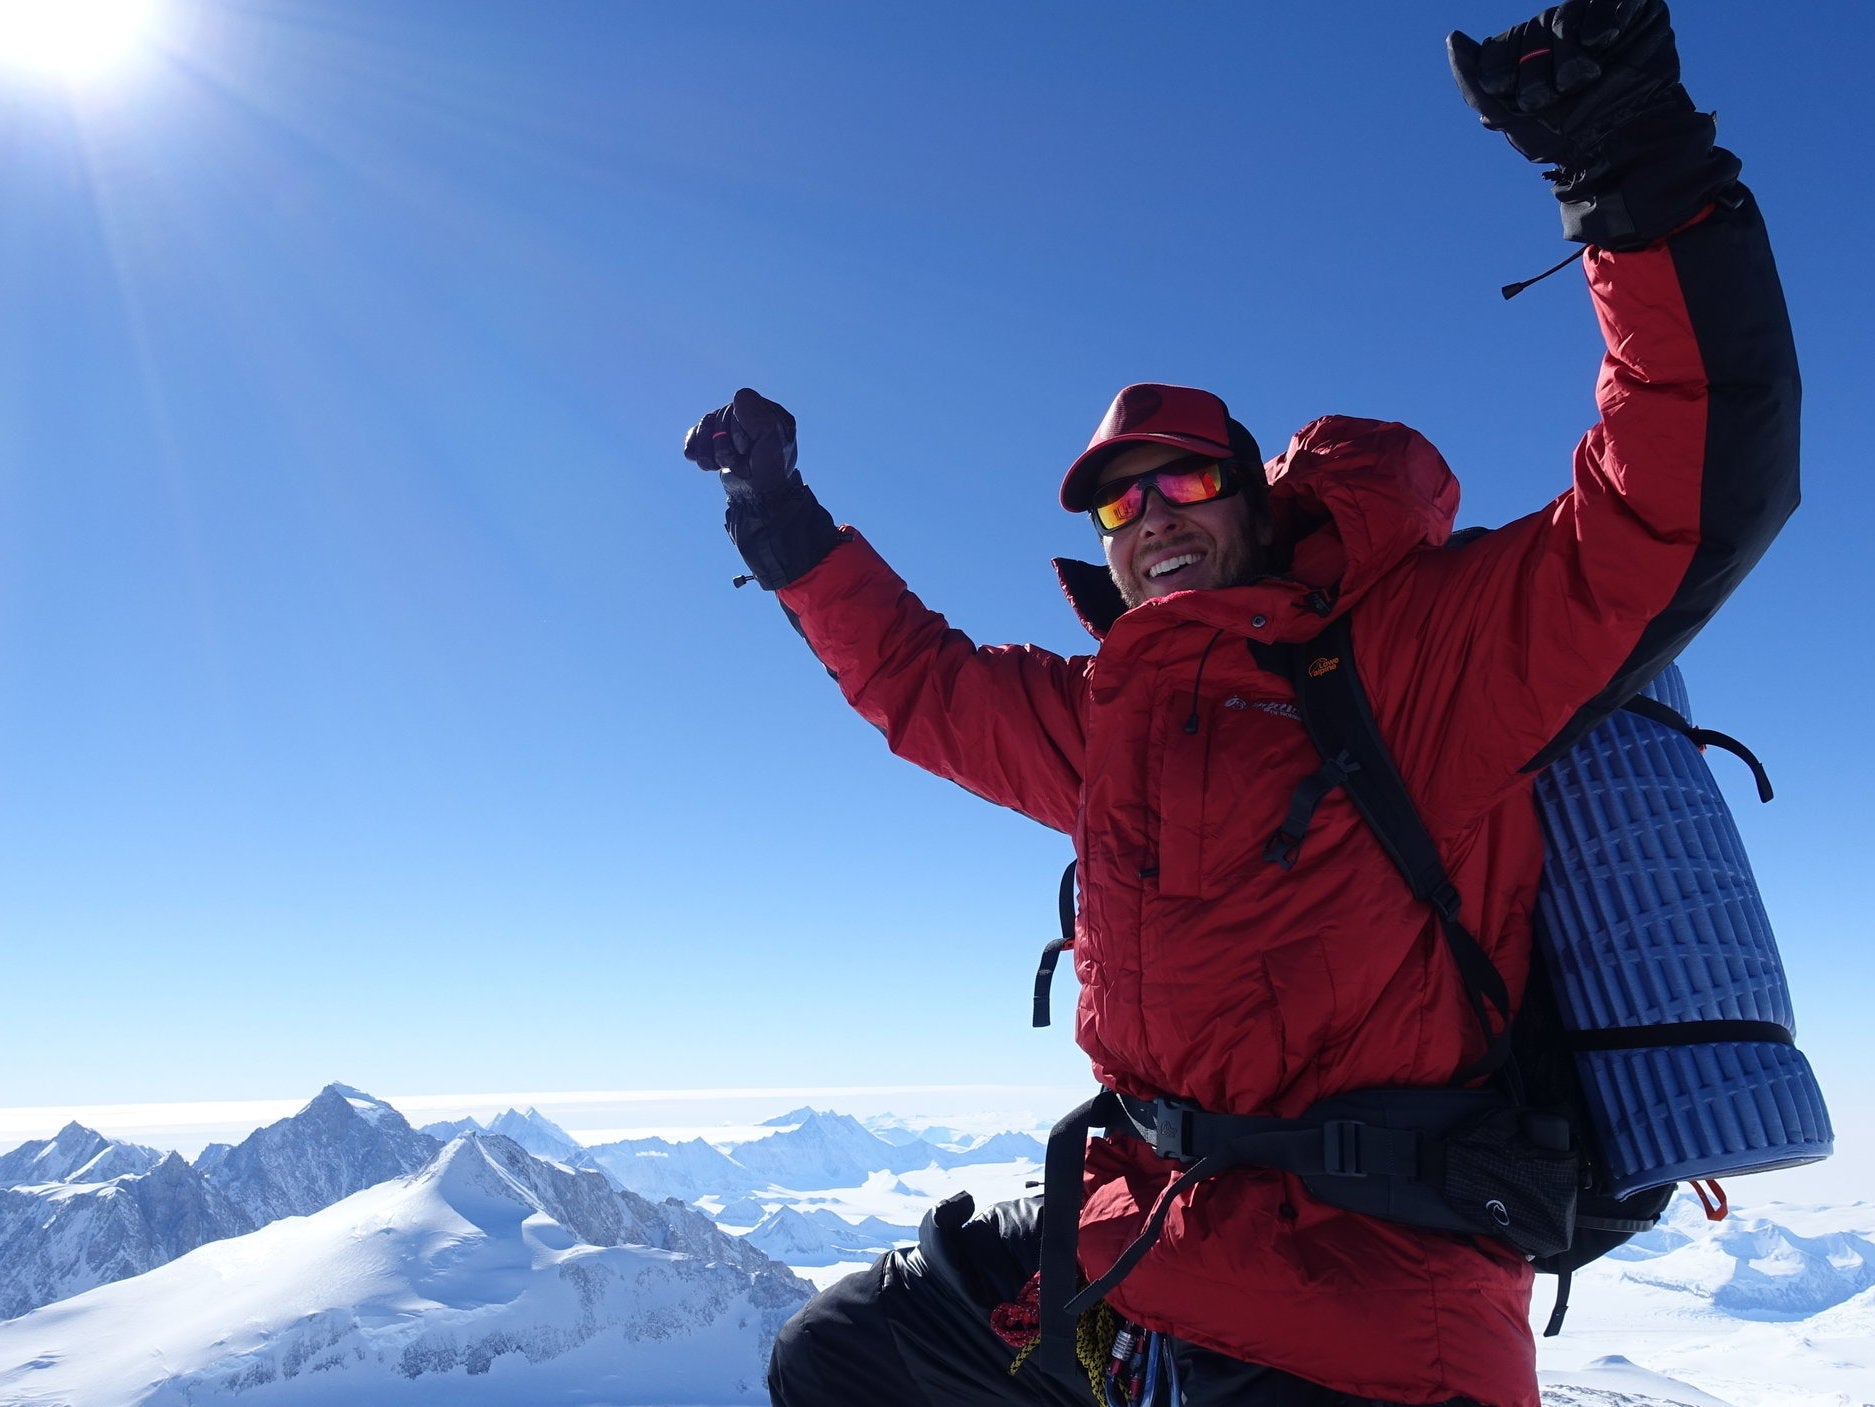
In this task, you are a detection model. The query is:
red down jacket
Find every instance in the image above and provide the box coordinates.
[775,195,1797,1406]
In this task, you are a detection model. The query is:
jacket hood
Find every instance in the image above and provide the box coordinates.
[1056,415,1459,641]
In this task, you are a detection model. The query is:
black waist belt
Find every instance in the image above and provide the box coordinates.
[1034,1084,1568,1378]
[1110,1091,1426,1175]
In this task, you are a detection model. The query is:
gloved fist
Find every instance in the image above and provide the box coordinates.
[683,388,798,499]
[1448,0,1740,248]
[681,387,841,590]
[1447,0,1678,170]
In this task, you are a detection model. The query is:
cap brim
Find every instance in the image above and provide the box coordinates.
[1060,430,1235,512]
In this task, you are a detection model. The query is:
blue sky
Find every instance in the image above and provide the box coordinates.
[1,0,1869,1186]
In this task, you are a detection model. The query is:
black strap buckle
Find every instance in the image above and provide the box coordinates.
[1321,1119,1367,1177]
[1264,828,1303,870]
[1153,1100,1199,1162]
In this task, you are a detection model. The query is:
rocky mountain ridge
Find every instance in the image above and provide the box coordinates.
[0,1082,440,1320]
[0,1122,164,1188]
[0,1131,809,1404]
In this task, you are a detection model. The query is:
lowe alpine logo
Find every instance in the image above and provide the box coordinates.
[1307,655,1341,678]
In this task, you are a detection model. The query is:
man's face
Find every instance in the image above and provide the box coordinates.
[1097,443,1272,610]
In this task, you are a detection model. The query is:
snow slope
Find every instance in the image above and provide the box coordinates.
[1534,1196,1875,1406]
[1540,1355,1740,1407]
[0,1134,809,1406]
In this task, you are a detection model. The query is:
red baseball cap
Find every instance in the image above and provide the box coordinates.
[1060,383,1236,511]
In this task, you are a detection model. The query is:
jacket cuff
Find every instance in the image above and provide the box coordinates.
[724,478,845,590]
[1552,105,1743,250]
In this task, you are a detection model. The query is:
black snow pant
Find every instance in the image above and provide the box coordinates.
[767,1193,1482,1407]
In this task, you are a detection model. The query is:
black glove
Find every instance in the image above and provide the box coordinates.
[682,388,842,590]
[684,387,800,498]
[1448,0,1741,249]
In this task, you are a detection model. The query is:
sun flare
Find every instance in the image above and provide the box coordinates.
[0,0,157,81]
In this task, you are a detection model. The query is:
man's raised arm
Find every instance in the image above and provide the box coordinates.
[1399,0,1800,804]
[682,389,1088,834]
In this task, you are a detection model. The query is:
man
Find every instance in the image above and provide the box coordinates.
[682,3,1798,1404]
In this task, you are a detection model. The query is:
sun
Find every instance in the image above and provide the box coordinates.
[0,0,158,82]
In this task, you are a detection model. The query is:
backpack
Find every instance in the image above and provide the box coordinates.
[1031,614,1832,1366]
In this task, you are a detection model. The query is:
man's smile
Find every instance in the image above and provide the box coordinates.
[1145,551,1205,582]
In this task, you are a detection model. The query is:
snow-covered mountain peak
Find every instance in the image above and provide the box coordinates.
[200,1084,439,1228]
[742,1205,826,1262]
[419,1132,538,1204]
[303,1081,402,1127]
[486,1106,582,1162]
[0,1122,164,1188]
[420,1114,484,1140]
[144,1149,193,1181]
[575,1131,761,1202]
[414,1134,617,1240]
[419,1133,754,1269]
[794,1108,865,1136]
[727,1108,954,1190]
[6,1123,100,1183]
[731,1108,868,1155]
[762,1105,821,1128]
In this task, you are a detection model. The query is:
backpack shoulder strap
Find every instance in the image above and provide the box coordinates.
[1255,617,1513,1079]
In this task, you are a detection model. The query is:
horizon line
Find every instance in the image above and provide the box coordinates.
[0,1082,1088,1139]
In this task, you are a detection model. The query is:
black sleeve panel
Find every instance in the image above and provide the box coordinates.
[1525,187,1800,769]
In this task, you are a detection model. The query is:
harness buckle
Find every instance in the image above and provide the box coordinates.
[1153,1100,1200,1163]
[1321,1119,1367,1177]
[1147,1103,1222,1170]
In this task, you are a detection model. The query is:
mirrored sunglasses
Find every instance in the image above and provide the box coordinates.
[1089,456,1239,534]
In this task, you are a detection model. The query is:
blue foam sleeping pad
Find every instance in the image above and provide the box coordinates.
[1533,664,1833,1198]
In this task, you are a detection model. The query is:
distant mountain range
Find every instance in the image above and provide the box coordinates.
[0,1133,807,1405]
[741,1205,920,1267]
[0,1084,440,1321]
[1604,1194,1875,1317]
[577,1108,1044,1203]
[0,1091,1038,1329]
[10,1091,1860,1404]
[422,1106,584,1163]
